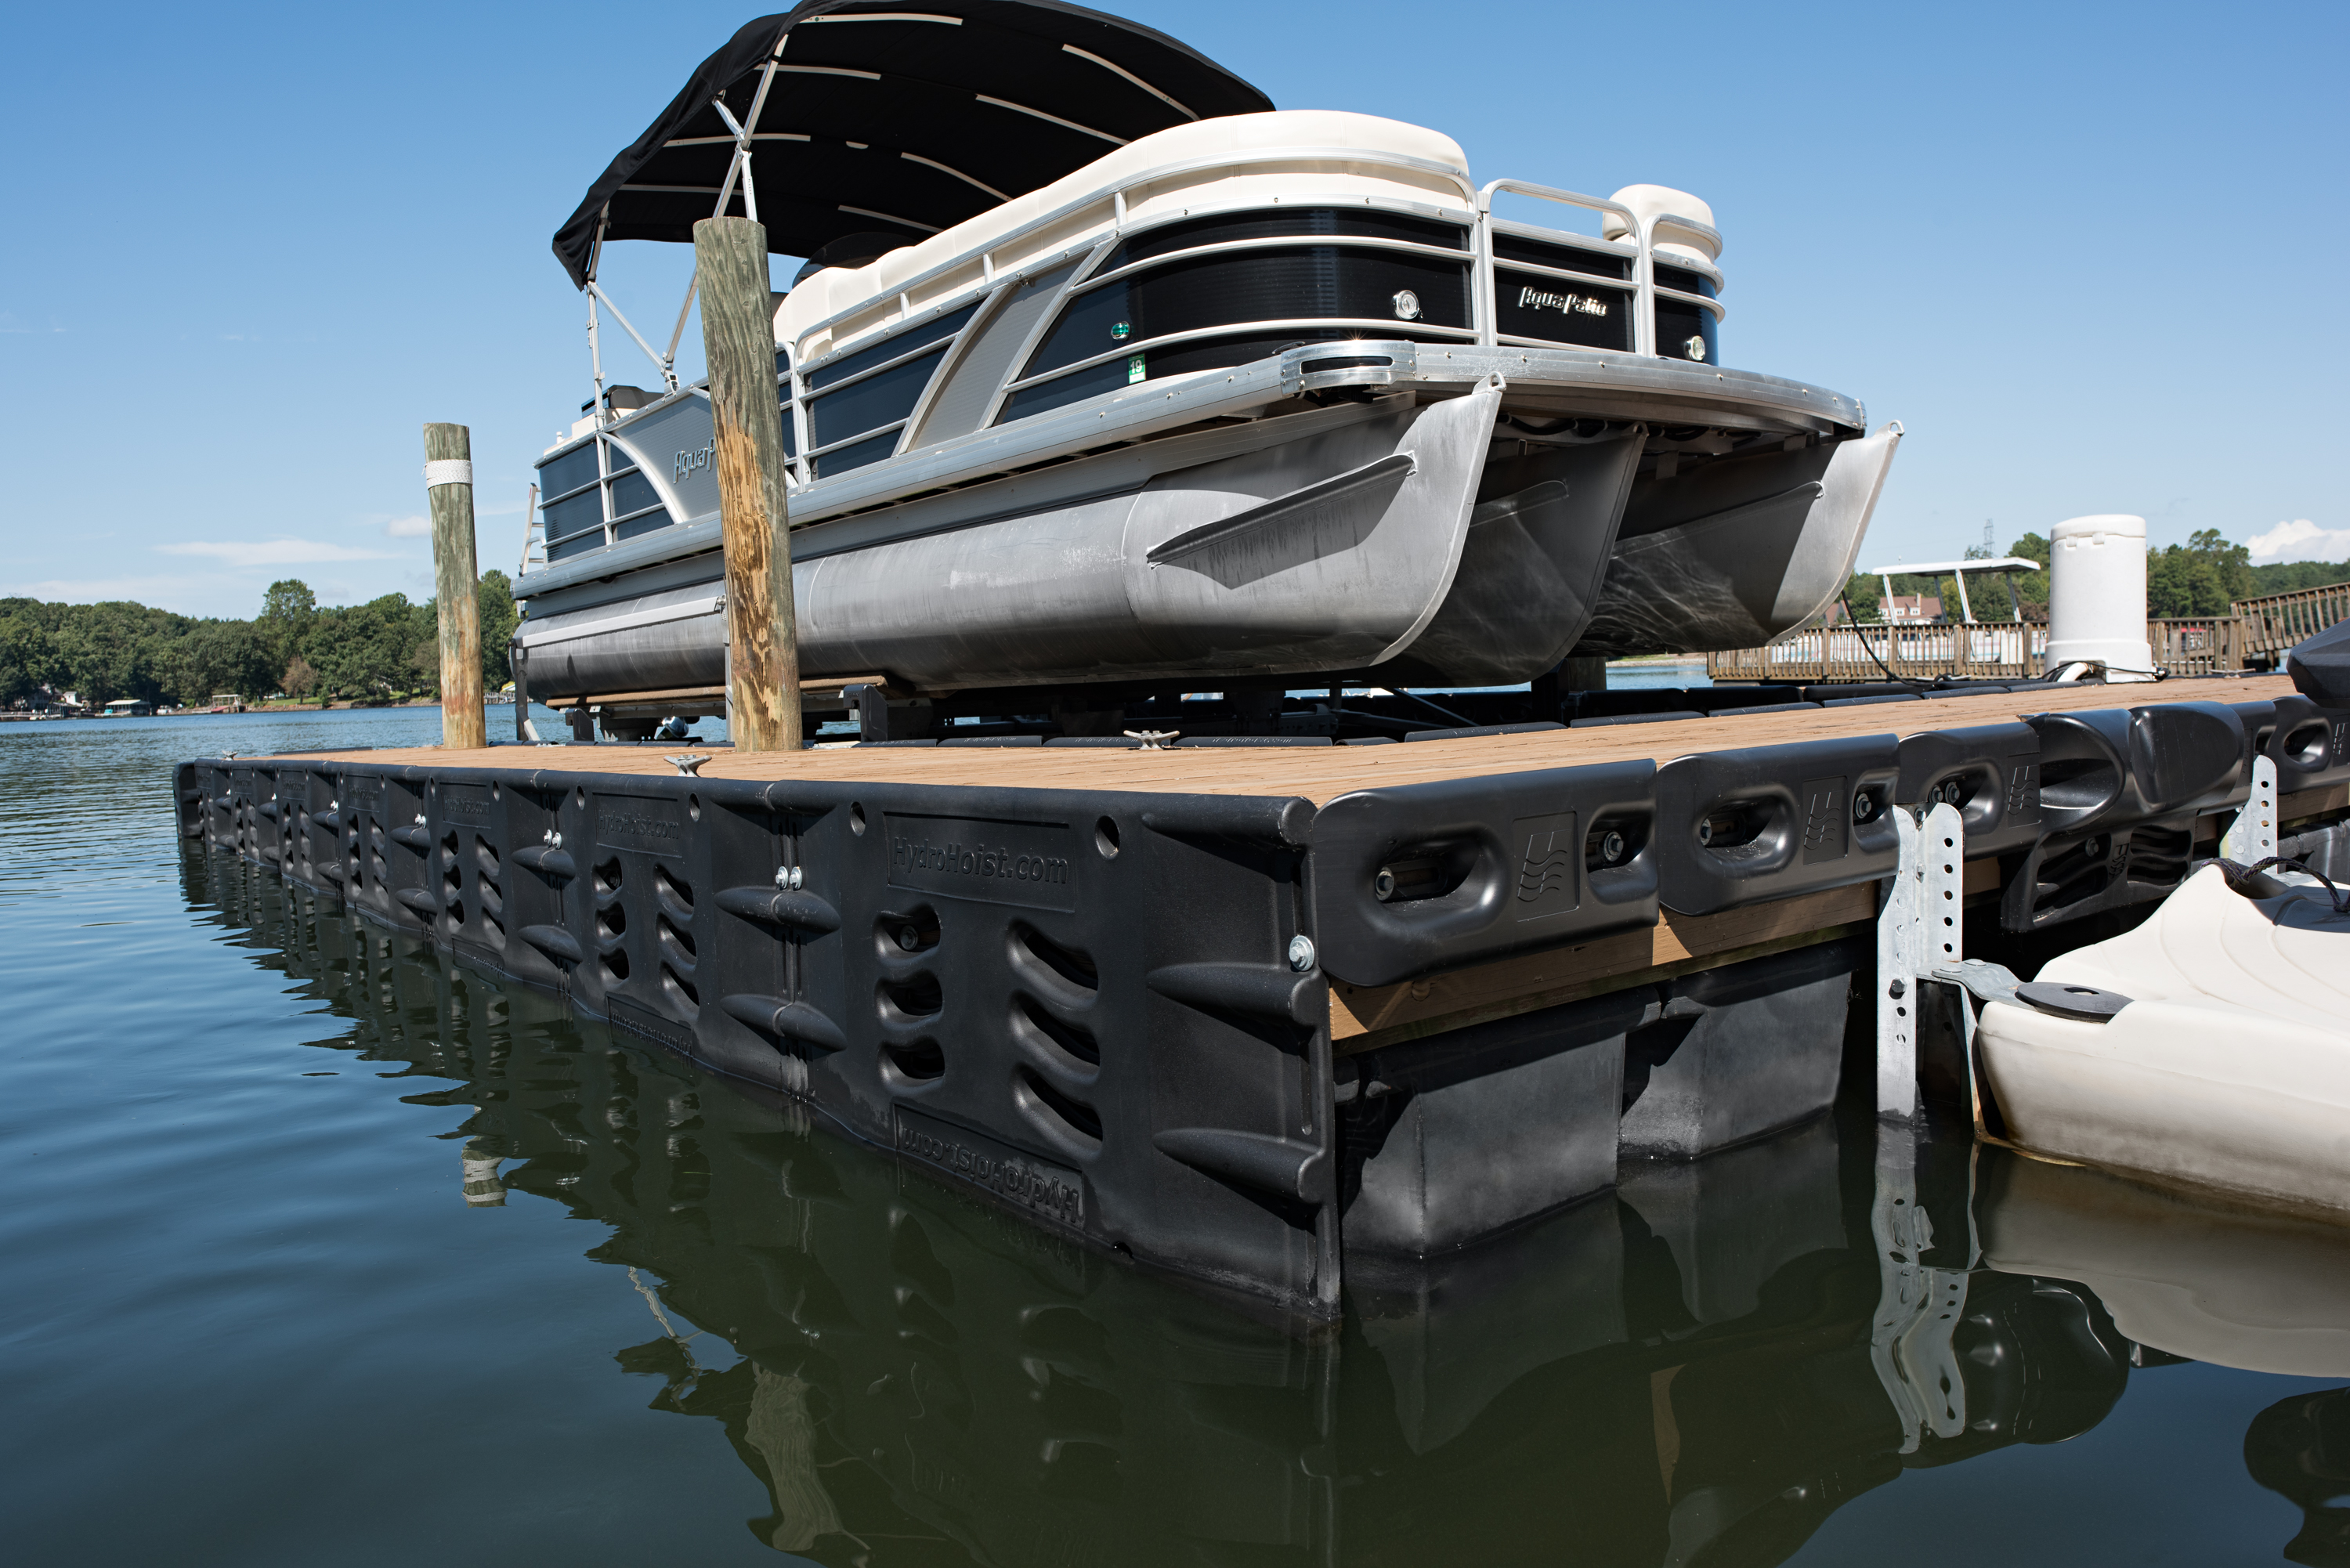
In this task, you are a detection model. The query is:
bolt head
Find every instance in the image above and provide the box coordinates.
[1853,793,1876,823]
[897,926,920,952]
[1697,820,1715,847]
[1600,829,1627,865]
[1372,868,1397,901]
[1287,934,1317,973]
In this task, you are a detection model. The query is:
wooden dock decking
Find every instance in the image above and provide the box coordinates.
[275,675,2298,802]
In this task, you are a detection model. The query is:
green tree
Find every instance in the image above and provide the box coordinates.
[257,579,318,671]
[309,594,421,702]
[53,602,179,707]
[157,620,274,706]
[478,569,519,687]
[0,613,60,706]
[2148,529,2255,617]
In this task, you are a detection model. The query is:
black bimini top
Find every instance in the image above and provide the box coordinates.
[552,0,1273,289]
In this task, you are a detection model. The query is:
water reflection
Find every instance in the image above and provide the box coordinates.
[180,842,2345,1565]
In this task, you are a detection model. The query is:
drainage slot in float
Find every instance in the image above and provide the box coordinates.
[1012,993,1100,1071]
[884,1037,946,1082]
[1015,1067,1103,1154]
[661,962,699,1013]
[653,864,694,919]
[1010,922,1097,996]
[880,972,944,1024]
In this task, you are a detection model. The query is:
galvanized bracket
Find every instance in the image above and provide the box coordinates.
[1868,1121,1972,1453]
[2220,753,2280,864]
[1877,801,1965,1120]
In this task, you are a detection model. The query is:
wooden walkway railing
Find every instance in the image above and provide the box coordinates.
[2234,581,2350,656]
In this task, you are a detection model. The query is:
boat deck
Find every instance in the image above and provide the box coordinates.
[275,675,2298,801]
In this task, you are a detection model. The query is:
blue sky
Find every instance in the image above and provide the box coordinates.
[2,1,2343,618]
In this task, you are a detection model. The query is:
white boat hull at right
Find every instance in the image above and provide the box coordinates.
[1976,865,2350,1215]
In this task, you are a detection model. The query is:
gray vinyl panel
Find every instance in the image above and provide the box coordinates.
[910,261,1080,448]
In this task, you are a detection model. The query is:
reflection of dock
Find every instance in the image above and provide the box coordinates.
[184,851,2268,1566]
[177,670,2347,1316]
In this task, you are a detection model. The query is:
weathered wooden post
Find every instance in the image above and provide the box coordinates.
[424,423,486,750]
[693,215,800,750]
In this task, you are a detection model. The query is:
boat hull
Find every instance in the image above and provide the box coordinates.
[1571,424,1901,658]
[522,381,1551,697]
[1976,866,2350,1218]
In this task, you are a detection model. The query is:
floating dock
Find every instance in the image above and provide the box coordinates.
[177,673,2350,1317]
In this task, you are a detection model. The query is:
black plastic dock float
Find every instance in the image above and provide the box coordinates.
[175,674,2350,1318]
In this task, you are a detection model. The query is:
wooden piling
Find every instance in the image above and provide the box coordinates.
[694,215,800,751]
[423,423,486,750]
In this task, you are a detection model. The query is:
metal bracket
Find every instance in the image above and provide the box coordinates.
[1869,1122,1972,1452]
[2221,752,2280,863]
[1877,801,1964,1119]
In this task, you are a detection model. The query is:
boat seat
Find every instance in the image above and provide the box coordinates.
[775,110,1472,352]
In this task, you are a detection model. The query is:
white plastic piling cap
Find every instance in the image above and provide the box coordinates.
[1603,184,1720,264]
[2047,514,2155,680]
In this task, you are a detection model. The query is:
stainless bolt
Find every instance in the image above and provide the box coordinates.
[549,831,562,849]
[1600,829,1626,864]
[775,865,804,891]
[1697,820,1715,847]
[414,814,427,826]
[1888,977,1907,999]
[1372,868,1397,901]
[897,926,920,952]
[1288,934,1317,973]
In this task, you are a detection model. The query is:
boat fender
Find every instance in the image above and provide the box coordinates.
[2013,981,2132,1021]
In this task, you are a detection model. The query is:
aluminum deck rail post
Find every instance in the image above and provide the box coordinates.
[423,424,486,750]
[695,215,801,752]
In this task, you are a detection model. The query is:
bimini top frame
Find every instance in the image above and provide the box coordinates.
[553,0,1271,398]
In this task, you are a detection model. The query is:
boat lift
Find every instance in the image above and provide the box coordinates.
[1858,556,2042,623]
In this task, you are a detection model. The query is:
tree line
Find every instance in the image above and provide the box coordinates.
[1838,531,2347,623]
[0,574,520,709]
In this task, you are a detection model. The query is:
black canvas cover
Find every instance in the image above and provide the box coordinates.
[553,0,1274,288]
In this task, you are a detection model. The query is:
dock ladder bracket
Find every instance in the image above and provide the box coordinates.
[1876,801,1965,1121]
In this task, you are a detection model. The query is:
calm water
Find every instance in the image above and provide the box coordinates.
[5,710,2346,1565]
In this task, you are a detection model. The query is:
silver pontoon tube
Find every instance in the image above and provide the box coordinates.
[519,378,1509,695]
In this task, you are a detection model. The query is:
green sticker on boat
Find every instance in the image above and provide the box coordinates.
[1126,353,1146,384]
